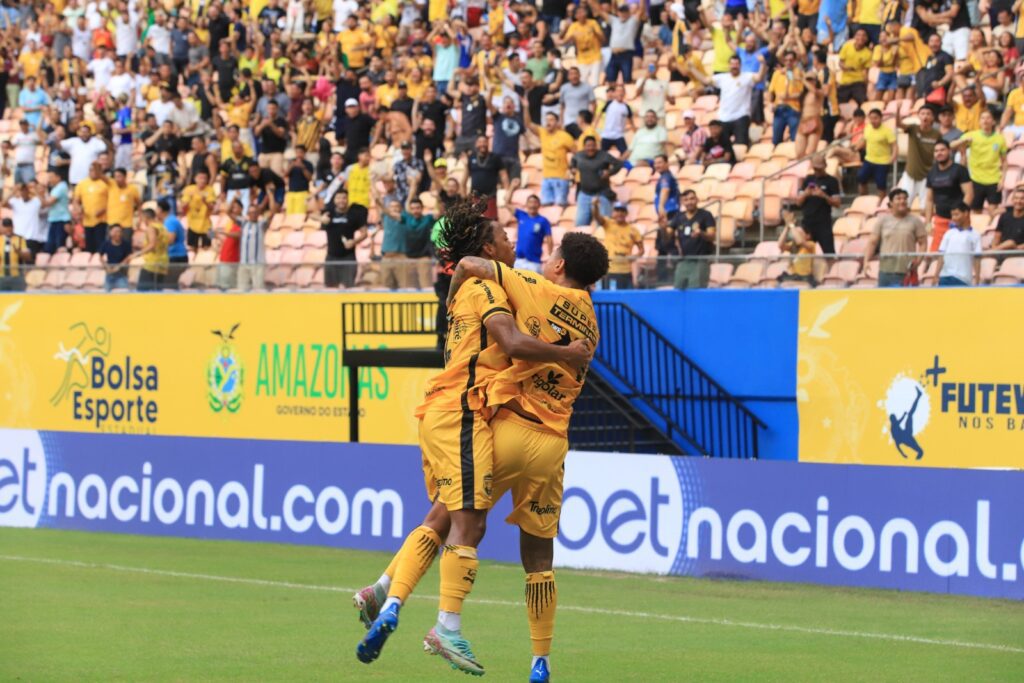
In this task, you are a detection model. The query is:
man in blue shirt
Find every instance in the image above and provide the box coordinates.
[735,33,769,126]
[17,77,50,130]
[160,199,189,290]
[817,0,849,52]
[653,155,680,218]
[513,195,553,272]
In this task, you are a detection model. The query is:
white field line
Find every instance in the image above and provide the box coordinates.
[1,554,1022,656]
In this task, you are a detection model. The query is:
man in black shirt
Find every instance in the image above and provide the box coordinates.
[925,139,973,250]
[207,4,231,53]
[255,100,289,176]
[491,96,525,187]
[339,98,376,167]
[220,142,256,211]
[571,136,624,225]
[992,188,1024,251]
[917,34,954,98]
[795,155,842,254]
[413,84,449,133]
[247,163,284,213]
[671,188,716,289]
[698,120,735,166]
[285,145,315,215]
[320,189,367,288]
[413,118,445,164]
[455,78,487,154]
[467,135,510,206]
[211,41,237,101]
[390,82,415,123]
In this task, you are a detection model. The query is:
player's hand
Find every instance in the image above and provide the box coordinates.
[565,338,594,369]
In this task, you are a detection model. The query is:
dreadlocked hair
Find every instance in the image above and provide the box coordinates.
[436,196,494,266]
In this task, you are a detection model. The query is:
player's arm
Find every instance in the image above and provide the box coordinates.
[484,313,592,367]
[447,255,497,305]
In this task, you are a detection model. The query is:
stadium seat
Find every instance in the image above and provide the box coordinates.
[840,237,870,256]
[728,162,757,182]
[752,241,781,258]
[855,260,880,285]
[777,278,811,289]
[980,257,998,284]
[725,261,765,287]
[993,257,1024,284]
[819,260,861,287]
[758,260,788,285]
[704,164,731,181]
[282,229,306,250]
[708,262,734,287]
[678,164,705,183]
[305,231,328,248]
[832,216,864,238]
[847,196,881,218]
[918,259,940,287]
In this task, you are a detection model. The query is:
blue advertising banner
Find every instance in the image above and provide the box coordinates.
[1,429,1021,599]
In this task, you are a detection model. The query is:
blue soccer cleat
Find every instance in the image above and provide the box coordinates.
[529,658,550,682]
[356,602,399,664]
[423,625,485,676]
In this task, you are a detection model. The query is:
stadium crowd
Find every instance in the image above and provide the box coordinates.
[1,0,1024,292]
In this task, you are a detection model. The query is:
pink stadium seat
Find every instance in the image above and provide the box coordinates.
[752,241,781,258]
[993,257,1024,284]
[704,164,731,181]
[1007,147,1024,168]
[819,260,861,287]
[778,278,811,289]
[832,216,864,238]
[726,261,765,287]
[539,205,563,224]
[980,257,998,284]
[305,230,328,248]
[847,196,881,217]
[841,237,870,256]
[708,262,734,287]
[282,229,306,249]
[279,247,303,264]
[758,260,788,284]
[728,162,757,182]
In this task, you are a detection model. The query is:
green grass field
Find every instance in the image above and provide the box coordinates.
[2,528,1022,682]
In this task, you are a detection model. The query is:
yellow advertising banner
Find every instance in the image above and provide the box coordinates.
[798,289,1024,469]
[0,293,436,444]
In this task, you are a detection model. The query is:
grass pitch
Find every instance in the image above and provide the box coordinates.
[1,528,1022,682]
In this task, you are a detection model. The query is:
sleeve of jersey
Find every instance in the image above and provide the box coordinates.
[465,278,512,323]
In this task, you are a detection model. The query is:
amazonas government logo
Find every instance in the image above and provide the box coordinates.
[208,323,243,414]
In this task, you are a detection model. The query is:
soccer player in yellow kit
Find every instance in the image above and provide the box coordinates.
[355,224,609,682]
[355,198,593,674]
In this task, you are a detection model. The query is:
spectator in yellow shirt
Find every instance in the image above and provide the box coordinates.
[338,15,373,70]
[106,169,141,239]
[593,199,642,289]
[871,30,899,102]
[999,73,1024,140]
[557,6,605,87]
[951,110,1008,215]
[857,109,895,198]
[524,105,576,207]
[73,163,112,253]
[837,29,872,104]
[950,81,984,133]
[181,170,217,248]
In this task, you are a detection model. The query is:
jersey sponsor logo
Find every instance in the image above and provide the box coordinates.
[549,295,598,344]
[532,370,567,401]
[530,501,559,516]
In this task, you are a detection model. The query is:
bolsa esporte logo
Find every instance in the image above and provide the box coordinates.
[881,355,1024,461]
[208,323,243,413]
[51,322,160,432]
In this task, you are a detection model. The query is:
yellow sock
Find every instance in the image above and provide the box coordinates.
[439,545,478,614]
[389,525,442,602]
[525,571,557,656]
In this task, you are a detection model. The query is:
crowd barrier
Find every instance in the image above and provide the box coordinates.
[2,430,1020,600]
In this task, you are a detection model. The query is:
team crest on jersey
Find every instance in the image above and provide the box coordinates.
[526,316,542,337]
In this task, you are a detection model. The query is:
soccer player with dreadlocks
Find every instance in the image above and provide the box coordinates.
[355,197,592,674]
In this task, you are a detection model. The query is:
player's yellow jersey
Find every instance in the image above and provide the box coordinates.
[414,278,512,417]
[486,261,599,438]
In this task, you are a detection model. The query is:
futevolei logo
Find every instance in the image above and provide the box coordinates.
[882,355,1024,460]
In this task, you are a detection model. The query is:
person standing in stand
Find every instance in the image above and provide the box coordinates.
[320,189,368,288]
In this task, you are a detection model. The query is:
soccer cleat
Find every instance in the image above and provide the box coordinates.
[355,602,399,664]
[352,584,385,629]
[423,626,485,676]
[529,658,550,682]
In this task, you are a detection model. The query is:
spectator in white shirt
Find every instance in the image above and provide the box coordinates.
[114,9,139,57]
[10,119,41,184]
[107,59,136,101]
[599,84,634,154]
[937,202,981,286]
[333,0,359,31]
[695,55,766,146]
[71,16,92,62]
[637,61,673,123]
[7,182,46,256]
[147,12,172,58]
[60,124,110,185]
[87,47,116,92]
[147,88,177,126]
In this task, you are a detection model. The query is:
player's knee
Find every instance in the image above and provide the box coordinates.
[452,509,487,546]
[520,530,553,573]
[423,502,451,541]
